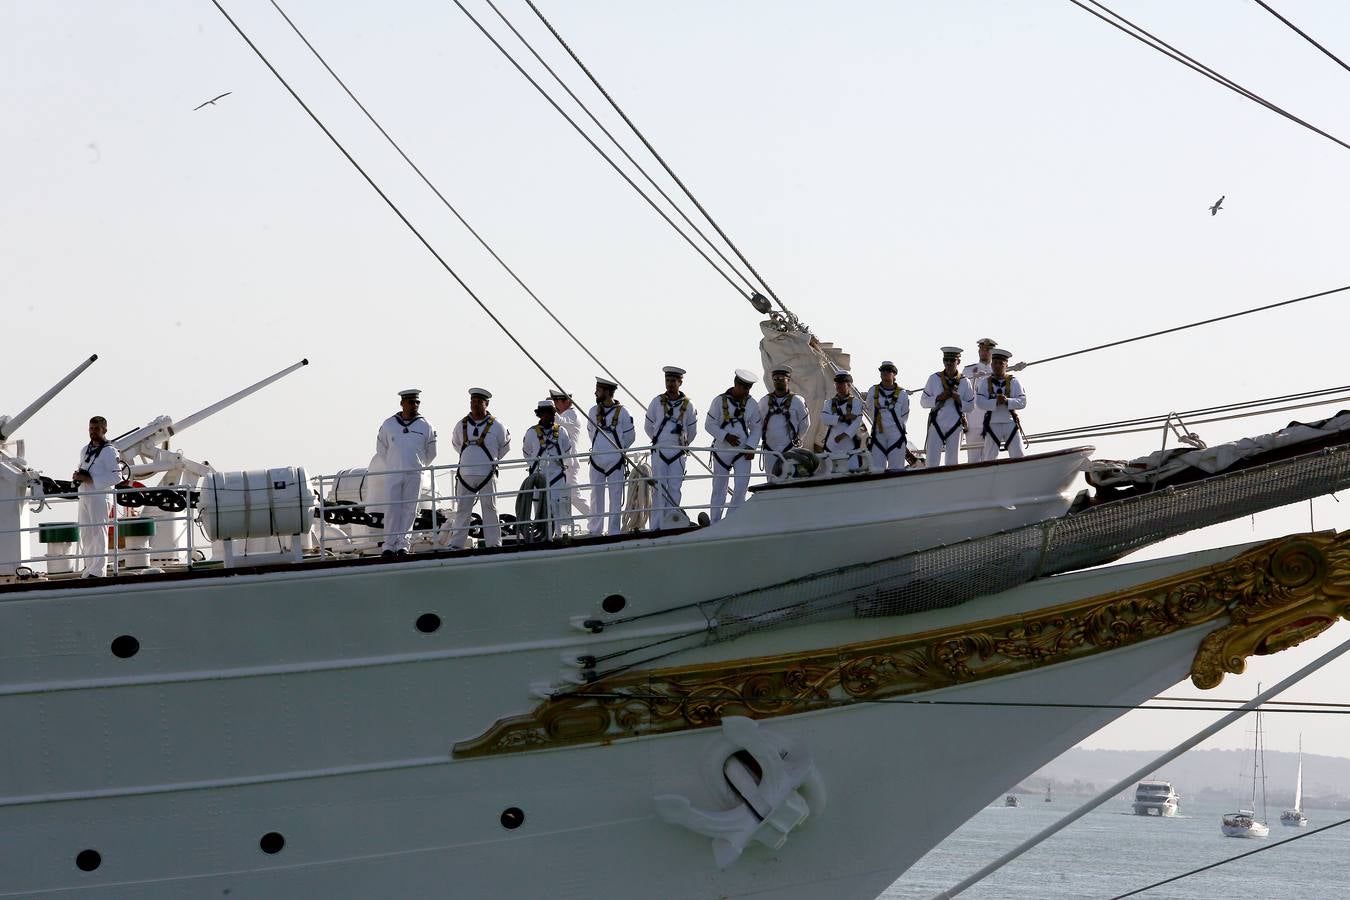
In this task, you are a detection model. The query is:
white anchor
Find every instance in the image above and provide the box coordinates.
[654,716,827,868]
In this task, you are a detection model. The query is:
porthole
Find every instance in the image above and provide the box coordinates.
[415,613,441,634]
[601,594,626,614]
[110,635,139,659]
[75,849,101,871]
[259,832,285,854]
[500,807,524,829]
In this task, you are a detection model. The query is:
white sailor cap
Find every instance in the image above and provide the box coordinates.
[991,348,1013,360]
[595,376,619,390]
[733,368,758,385]
[941,346,963,358]
[834,371,853,383]
[662,365,687,377]
[535,398,556,412]
[771,364,793,376]
[398,388,422,398]
[468,387,492,399]
[977,337,998,348]
[548,389,571,401]
[878,360,898,373]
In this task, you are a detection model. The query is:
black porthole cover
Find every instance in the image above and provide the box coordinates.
[76,849,101,871]
[110,635,139,659]
[415,613,441,634]
[259,832,285,854]
[500,807,524,829]
[601,594,626,614]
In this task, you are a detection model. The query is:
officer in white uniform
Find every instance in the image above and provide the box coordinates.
[644,366,698,530]
[73,415,123,578]
[920,348,974,468]
[975,348,1028,459]
[820,371,865,473]
[443,387,511,550]
[704,368,763,523]
[587,376,635,536]
[962,338,997,464]
[550,389,591,528]
[373,389,437,556]
[865,361,909,472]
[523,398,575,539]
[758,365,811,482]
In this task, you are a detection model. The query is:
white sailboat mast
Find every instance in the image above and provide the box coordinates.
[1294,736,1304,813]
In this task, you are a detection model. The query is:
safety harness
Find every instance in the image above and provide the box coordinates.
[980,376,1024,451]
[456,415,499,493]
[822,395,863,455]
[868,384,907,454]
[528,423,567,486]
[712,392,755,471]
[653,393,691,465]
[590,403,628,477]
[761,391,800,452]
[926,371,968,442]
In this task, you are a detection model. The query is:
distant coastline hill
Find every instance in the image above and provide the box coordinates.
[1019,748,1350,807]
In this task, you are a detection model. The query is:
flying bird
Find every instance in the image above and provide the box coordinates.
[194,92,232,111]
[1209,195,1224,216]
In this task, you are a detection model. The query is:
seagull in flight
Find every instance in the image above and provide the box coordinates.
[194,92,232,111]
[1209,195,1224,216]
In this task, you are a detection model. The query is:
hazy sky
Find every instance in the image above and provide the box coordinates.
[4,1,1350,754]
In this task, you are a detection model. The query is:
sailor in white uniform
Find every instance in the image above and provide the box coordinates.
[373,389,437,556]
[758,365,811,482]
[974,348,1028,459]
[920,347,974,469]
[523,398,575,540]
[704,368,763,523]
[587,376,635,536]
[549,389,591,530]
[962,338,996,464]
[644,366,698,530]
[820,371,865,473]
[73,415,123,577]
[864,360,909,472]
[443,388,511,550]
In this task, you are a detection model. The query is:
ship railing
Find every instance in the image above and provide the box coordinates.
[1,481,199,581]
[310,440,873,556]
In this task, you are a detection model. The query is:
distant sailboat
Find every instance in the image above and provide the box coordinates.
[1222,690,1270,838]
[1281,736,1309,827]
[1045,782,1053,803]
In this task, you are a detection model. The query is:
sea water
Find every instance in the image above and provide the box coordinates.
[882,796,1349,898]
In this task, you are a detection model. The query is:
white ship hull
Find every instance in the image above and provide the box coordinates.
[1221,822,1270,838]
[1132,802,1179,817]
[0,529,1316,899]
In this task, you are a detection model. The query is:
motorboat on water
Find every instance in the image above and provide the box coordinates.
[1132,780,1180,817]
[1004,794,1021,808]
[1222,699,1272,838]
[1281,737,1309,827]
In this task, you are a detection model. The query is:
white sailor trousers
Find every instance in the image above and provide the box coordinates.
[77,491,112,577]
[965,444,986,465]
[449,476,500,549]
[870,445,907,472]
[649,449,686,529]
[588,460,625,535]
[564,460,591,521]
[381,471,421,552]
[924,426,964,469]
[709,450,751,523]
[981,431,1025,460]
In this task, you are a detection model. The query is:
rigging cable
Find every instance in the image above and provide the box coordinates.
[448,0,751,299]
[1068,0,1350,154]
[1110,814,1350,898]
[480,0,758,296]
[206,1,570,396]
[265,0,661,433]
[523,0,795,319]
[1253,0,1350,77]
[1016,283,1350,370]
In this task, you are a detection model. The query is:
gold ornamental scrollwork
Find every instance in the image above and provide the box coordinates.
[454,531,1350,759]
